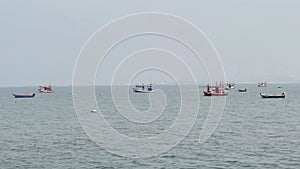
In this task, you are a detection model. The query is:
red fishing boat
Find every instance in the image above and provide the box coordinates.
[203,84,228,96]
[38,85,54,93]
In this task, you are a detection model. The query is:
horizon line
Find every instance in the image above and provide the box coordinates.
[1,81,300,88]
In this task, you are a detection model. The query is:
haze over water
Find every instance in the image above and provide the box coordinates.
[1,1,300,168]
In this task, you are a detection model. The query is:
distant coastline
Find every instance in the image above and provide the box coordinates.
[1,81,300,88]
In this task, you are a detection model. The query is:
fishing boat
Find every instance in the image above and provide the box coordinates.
[225,83,235,90]
[12,93,35,98]
[259,92,285,99]
[238,88,247,92]
[203,84,228,96]
[90,109,97,113]
[38,85,54,93]
[133,84,155,93]
[258,82,267,87]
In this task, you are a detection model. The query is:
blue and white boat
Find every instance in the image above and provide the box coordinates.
[133,84,155,93]
[12,93,35,98]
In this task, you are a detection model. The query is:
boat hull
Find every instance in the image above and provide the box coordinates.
[133,88,155,93]
[39,90,54,93]
[203,91,228,96]
[260,93,285,98]
[238,89,247,92]
[12,93,35,98]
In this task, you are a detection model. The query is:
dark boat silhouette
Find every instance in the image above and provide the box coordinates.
[259,92,285,99]
[238,88,247,92]
[12,93,35,98]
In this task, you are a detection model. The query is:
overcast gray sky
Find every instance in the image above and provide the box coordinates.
[1,0,300,87]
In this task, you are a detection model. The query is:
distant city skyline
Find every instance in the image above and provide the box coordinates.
[1,0,300,87]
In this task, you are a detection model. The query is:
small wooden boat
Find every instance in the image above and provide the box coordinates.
[12,93,35,98]
[203,84,228,96]
[259,92,285,99]
[38,85,54,93]
[238,88,247,92]
[133,84,155,93]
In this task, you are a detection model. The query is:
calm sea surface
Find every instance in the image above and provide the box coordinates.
[0,84,299,168]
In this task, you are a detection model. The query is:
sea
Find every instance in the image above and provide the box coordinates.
[0,84,299,169]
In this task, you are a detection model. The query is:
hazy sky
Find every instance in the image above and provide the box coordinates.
[1,0,300,87]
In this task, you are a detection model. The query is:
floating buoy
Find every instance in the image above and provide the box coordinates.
[90,109,97,113]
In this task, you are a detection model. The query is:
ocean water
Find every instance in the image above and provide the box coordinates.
[0,84,299,168]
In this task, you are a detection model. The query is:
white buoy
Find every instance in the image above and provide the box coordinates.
[90,109,97,113]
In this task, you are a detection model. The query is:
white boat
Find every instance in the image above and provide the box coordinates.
[258,82,267,87]
[133,84,155,93]
[225,83,235,90]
